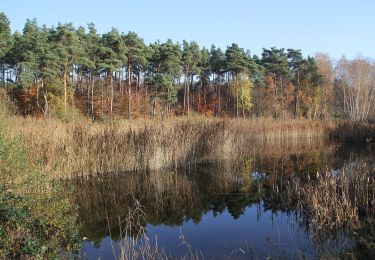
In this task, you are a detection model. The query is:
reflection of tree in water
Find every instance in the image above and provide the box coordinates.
[68,141,375,256]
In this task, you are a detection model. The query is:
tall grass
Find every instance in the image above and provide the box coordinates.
[295,161,375,230]
[7,116,332,177]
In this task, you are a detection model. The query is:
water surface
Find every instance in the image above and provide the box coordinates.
[71,141,374,259]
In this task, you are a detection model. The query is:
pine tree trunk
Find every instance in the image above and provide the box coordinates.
[91,75,94,119]
[120,69,124,101]
[43,93,49,118]
[71,85,75,121]
[204,86,207,112]
[187,74,191,117]
[86,76,90,116]
[36,82,41,114]
[226,73,230,111]
[128,62,132,120]
[101,80,104,117]
[6,69,9,92]
[2,64,6,89]
[152,98,156,117]
[236,76,239,118]
[218,83,221,115]
[63,64,67,118]
[273,75,278,118]
[109,69,113,115]
[295,70,300,118]
[145,86,148,114]
[136,68,141,114]
[280,75,284,118]
[183,74,187,114]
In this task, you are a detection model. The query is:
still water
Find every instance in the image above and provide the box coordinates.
[71,140,374,259]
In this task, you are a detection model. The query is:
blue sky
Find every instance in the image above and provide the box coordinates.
[2,0,374,59]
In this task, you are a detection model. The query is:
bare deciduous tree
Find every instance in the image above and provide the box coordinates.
[336,56,375,121]
[316,53,334,118]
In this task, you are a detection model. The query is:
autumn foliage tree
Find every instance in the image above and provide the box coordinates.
[0,13,373,121]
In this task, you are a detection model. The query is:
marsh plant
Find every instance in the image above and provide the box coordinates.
[8,117,331,177]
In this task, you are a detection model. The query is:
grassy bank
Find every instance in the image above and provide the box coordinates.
[0,94,80,258]
[6,116,333,177]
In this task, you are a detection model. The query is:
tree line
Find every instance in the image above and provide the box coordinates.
[0,13,374,121]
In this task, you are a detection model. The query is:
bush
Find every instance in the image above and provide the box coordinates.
[0,132,81,258]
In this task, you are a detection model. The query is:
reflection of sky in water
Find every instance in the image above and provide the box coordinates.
[251,171,267,180]
[81,237,119,260]
[77,143,375,259]
[81,203,315,259]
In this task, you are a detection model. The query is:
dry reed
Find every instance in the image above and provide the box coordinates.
[106,199,203,260]
[294,161,375,232]
[6,116,332,177]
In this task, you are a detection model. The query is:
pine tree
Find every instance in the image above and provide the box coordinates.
[51,23,83,117]
[197,47,210,111]
[100,28,126,115]
[123,31,144,119]
[287,49,305,117]
[261,47,291,117]
[182,41,201,116]
[209,45,225,114]
[0,12,12,88]
[147,39,181,117]
[82,23,101,118]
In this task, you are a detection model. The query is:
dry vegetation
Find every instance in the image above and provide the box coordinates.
[5,116,333,177]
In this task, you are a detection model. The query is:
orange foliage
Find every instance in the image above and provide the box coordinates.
[264,75,275,86]
[13,85,42,116]
[195,91,218,116]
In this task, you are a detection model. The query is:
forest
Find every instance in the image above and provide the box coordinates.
[2,10,375,259]
[1,12,374,121]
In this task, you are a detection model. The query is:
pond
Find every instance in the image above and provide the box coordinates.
[70,140,375,259]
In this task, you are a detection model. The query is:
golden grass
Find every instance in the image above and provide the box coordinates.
[293,161,375,232]
[4,116,334,177]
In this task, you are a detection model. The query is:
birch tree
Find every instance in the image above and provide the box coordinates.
[336,56,375,121]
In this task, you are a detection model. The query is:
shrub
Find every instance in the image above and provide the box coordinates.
[0,132,81,258]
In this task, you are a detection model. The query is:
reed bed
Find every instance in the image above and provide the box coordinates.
[7,116,332,177]
[294,161,375,231]
[330,121,375,143]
